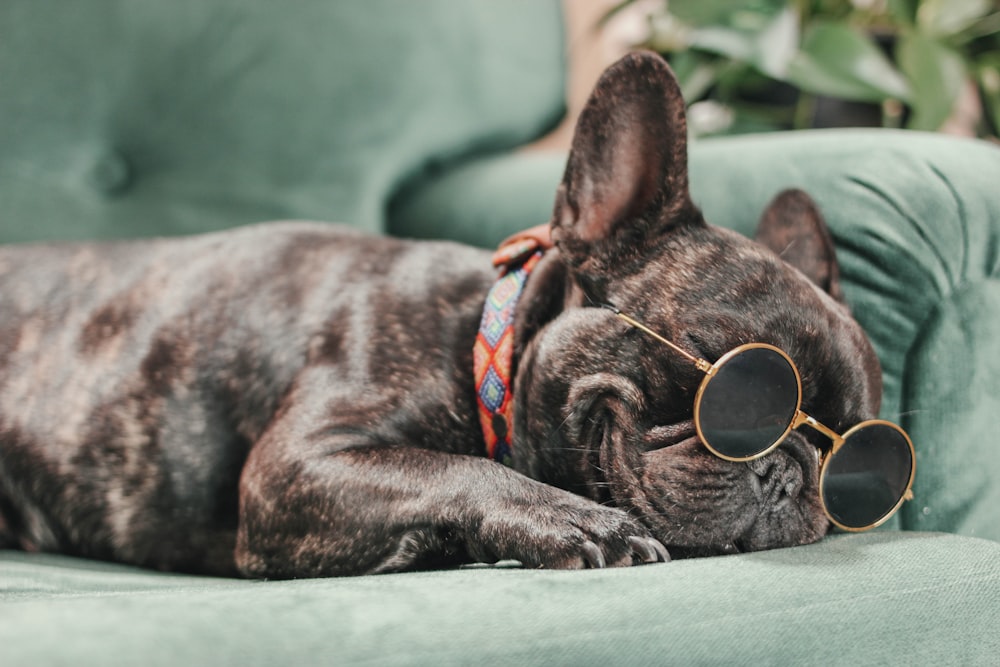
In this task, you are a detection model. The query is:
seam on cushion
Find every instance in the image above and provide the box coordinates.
[845,173,955,298]
[894,242,982,446]
[900,277,991,410]
[843,156,981,410]
[927,162,970,284]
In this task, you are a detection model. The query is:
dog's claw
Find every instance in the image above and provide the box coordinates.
[719,542,740,555]
[581,540,606,569]
[629,536,671,564]
[651,539,671,563]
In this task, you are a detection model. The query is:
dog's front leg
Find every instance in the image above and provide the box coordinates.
[235,381,667,578]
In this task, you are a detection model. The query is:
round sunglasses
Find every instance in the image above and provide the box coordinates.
[607,306,915,532]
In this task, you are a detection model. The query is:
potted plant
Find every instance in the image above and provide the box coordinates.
[606,0,1000,138]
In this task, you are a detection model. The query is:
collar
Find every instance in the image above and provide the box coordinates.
[473,224,553,465]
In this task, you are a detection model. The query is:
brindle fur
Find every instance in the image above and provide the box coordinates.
[0,53,882,577]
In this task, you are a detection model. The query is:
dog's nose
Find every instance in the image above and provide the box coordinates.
[746,451,806,509]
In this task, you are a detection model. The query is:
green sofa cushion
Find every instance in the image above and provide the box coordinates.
[3,532,998,665]
[390,129,1000,542]
[0,0,565,242]
[389,149,570,245]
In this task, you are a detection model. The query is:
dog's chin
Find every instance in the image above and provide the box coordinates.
[607,430,829,556]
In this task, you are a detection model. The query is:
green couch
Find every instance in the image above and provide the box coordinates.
[2,2,999,665]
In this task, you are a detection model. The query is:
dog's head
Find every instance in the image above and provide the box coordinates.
[513,52,883,555]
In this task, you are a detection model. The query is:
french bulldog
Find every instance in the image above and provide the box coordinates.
[0,52,882,578]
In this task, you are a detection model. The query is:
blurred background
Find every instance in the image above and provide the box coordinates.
[537,0,1000,146]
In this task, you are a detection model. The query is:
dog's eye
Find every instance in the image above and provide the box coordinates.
[642,421,697,451]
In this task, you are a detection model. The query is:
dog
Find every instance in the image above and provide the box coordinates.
[0,52,883,577]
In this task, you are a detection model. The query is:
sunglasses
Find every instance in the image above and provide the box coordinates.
[606,306,915,532]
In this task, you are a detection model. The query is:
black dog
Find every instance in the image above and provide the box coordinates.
[0,53,882,577]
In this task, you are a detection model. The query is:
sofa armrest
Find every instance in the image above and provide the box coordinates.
[388,150,567,248]
[687,129,1000,540]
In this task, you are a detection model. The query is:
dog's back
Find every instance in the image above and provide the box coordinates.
[0,222,491,573]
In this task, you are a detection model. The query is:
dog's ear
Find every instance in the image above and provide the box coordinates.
[755,189,843,302]
[551,52,700,286]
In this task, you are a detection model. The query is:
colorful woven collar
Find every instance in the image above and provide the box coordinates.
[473,225,553,465]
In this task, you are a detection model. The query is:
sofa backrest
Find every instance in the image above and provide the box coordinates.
[0,0,565,242]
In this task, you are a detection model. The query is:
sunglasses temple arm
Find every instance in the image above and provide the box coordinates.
[610,310,714,374]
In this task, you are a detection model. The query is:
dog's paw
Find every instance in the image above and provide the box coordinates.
[467,488,670,569]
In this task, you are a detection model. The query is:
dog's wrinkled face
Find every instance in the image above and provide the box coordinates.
[513,53,883,555]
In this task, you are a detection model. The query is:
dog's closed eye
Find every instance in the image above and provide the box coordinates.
[642,421,696,451]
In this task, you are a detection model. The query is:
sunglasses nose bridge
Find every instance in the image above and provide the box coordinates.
[792,411,846,454]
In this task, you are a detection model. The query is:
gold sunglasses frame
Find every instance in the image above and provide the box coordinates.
[611,309,915,532]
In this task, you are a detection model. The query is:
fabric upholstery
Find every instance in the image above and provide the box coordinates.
[3,532,998,666]
[2,1,999,665]
[0,0,565,242]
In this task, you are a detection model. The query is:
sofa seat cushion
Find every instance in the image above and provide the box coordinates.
[2,532,998,665]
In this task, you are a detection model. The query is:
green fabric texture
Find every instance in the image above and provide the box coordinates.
[391,129,1000,542]
[3,533,999,666]
[389,149,569,245]
[0,0,565,242]
[689,130,1000,542]
[3,1,1000,664]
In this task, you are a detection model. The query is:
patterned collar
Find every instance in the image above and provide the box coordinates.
[473,224,553,465]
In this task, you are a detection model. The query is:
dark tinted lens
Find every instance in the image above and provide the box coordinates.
[697,347,799,460]
[822,422,913,529]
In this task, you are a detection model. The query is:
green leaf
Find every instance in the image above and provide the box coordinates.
[887,0,919,26]
[688,25,755,61]
[917,0,993,38]
[978,59,1000,135]
[753,5,799,79]
[669,52,721,102]
[786,21,912,103]
[686,6,799,78]
[669,0,784,27]
[897,32,967,130]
